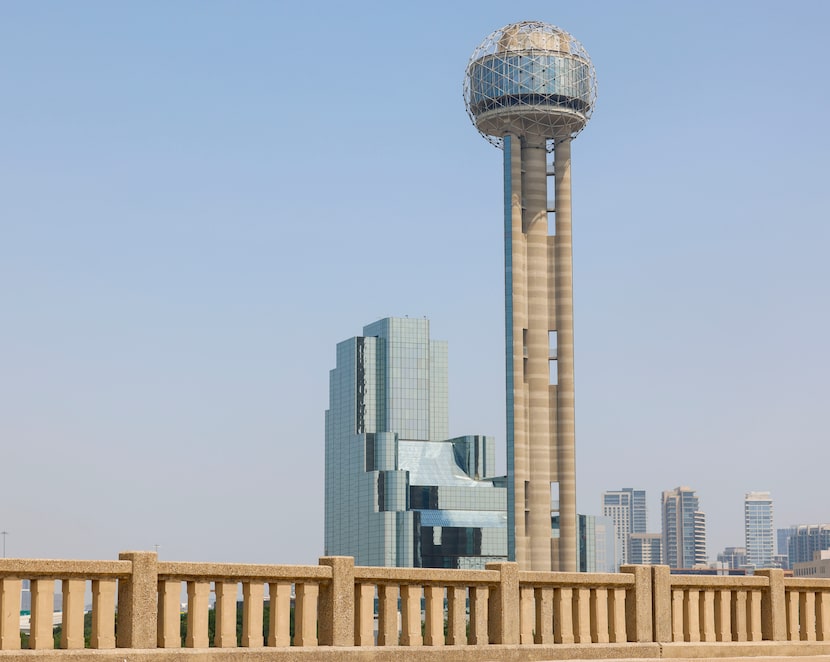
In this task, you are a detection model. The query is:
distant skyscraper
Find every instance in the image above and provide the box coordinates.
[777,525,798,569]
[602,488,647,567]
[464,21,597,571]
[788,524,830,566]
[717,546,748,570]
[793,550,830,578]
[577,514,616,573]
[628,533,663,565]
[324,317,507,568]
[744,491,774,568]
[661,486,707,569]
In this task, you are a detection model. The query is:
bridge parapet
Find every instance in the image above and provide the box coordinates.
[1,553,830,661]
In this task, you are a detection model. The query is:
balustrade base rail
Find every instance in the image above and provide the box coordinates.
[3,642,830,662]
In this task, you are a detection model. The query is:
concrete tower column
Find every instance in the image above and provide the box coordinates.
[523,134,554,571]
[505,134,529,569]
[554,138,577,572]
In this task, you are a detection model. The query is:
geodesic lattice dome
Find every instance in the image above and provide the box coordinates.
[464,21,597,149]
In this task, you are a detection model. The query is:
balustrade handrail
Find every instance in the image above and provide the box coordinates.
[520,570,634,587]
[157,561,330,582]
[667,574,768,589]
[0,559,131,580]
[353,565,499,585]
[784,577,830,589]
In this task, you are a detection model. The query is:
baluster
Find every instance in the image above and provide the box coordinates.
[699,589,715,642]
[30,579,54,649]
[377,584,398,646]
[60,579,85,649]
[574,587,591,643]
[747,589,762,642]
[90,579,116,649]
[684,589,700,642]
[354,583,375,646]
[800,591,816,641]
[787,590,800,641]
[534,586,553,644]
[157,580,181,648]
[424,585,444,646]
[400,585,423,646]
[267,582,291,647]
[554,587,574,644]
[519,586,534,644]
[447,586,466,645]
[186,581,210,648]
[0,579,22,650]
[214,581,237,648]
[591,588,609,643]
[817,591,830,641]
[609,587,627,643]
[714,589,731,642]
[469,585,489,644]
[242,582,264,647]
[294,583,319,647]
[671,589,684,641]
[732,590,747,642]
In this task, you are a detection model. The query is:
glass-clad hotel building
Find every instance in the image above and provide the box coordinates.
[324,317,507,568]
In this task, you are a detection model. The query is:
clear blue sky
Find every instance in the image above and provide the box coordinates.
[1,1,828,564]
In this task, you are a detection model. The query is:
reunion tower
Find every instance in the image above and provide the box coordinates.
[464,22,597,572]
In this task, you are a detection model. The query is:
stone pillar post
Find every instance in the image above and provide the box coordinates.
[755,568,786,641]
[652,565,672,642]
[621,564,653,642]
[486,562,520,644]
[117,551,158,648]
[318,556,355,646]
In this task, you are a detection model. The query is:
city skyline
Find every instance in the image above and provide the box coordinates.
[2,1,828,565]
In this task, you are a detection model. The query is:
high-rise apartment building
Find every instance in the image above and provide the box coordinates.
[324,317,507,568]
[661,486,707,569]
[628,533,663,565]
[744,491,774,569]
[788,525,830,566]
[602,488,647,567]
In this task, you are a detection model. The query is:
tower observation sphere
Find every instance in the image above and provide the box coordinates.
[463,21,597,573]
[464,21,597,148]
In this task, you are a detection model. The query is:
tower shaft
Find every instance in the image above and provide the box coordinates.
[506,134,576,572]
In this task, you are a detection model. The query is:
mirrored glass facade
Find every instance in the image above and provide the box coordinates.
[324,318,507,568]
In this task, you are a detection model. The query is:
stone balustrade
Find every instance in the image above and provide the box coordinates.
[2,552,830,661]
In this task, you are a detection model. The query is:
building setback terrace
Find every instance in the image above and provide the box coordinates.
[1,552,830,661]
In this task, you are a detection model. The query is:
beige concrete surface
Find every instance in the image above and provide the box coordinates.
[507,131,578,573]
[2,554,830,659]
[6,645,830,662]
[553,137,577,574]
